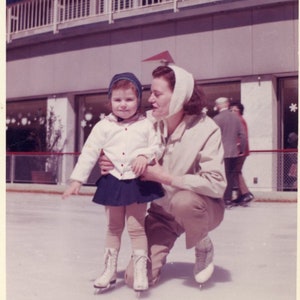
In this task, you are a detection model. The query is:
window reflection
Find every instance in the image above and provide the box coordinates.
[6,99,47,152]
[201,81,241,117]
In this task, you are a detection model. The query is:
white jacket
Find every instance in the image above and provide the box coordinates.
[70,113,163,183]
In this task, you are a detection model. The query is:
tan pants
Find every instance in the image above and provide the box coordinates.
[105,202,148,251]
[124,190,225,286]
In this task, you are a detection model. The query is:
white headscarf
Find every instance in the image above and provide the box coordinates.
[147,64,195,140]
[167,64,194,118]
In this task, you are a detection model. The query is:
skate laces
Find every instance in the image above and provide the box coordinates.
[102,254,113,277]
[195,237,214,270]
[133,252,149,289]
[97,249,117,283]
[134,254,148,274]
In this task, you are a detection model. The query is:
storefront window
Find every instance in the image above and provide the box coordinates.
[279,77,298,149]
[76,81,241,144]
[201,81,241,117]
[279,77,298,191]
[6,99,49,183]
[6,99,47,152]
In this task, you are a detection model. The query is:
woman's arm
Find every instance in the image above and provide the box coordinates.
[170,127,226,198]
[98,150,114,175]
[142,125,226,199]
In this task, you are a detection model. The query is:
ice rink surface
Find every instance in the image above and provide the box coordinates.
[6,192,298,300]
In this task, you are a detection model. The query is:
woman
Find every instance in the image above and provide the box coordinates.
[229,101,254,205]
[101,64,226,287]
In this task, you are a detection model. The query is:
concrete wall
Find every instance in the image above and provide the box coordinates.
[241,75,279,191]
[6,1,298,99]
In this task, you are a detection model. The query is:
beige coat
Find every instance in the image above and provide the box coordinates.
[154,113,226,211]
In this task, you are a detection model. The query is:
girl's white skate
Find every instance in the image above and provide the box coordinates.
[133,249,149,298]
[93,248,118,294]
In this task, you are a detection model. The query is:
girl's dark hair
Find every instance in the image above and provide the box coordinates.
[152,65,207,115]
[109,79,139,99]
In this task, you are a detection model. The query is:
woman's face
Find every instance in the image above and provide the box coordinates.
[148,77,173,119]
[230,105,241,116]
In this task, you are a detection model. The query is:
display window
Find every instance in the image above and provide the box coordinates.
[6,99,47,152]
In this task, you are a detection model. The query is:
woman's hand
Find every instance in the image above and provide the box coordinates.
[62,181,82,199]
[141,159,172,185]
[98,150,114,175]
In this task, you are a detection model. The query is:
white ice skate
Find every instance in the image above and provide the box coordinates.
[194,236,214,288]
[94,248,118,293]
[132,249,149,298]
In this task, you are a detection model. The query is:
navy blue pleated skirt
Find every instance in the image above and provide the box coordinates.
[92,174,164,206]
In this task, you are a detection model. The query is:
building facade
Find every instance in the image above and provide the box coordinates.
[6,0,298,191]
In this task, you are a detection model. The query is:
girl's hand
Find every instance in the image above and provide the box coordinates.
[131,155,148,176]
[62,181,82,199]
[141,159,172,185]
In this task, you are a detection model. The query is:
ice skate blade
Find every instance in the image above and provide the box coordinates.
[94,280,116,294]
[227,201,250,209]
[134,288,148,298]
[136,290,141,298]
[135,290,146,298]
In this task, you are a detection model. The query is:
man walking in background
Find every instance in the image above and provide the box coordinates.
[213,97,247,206]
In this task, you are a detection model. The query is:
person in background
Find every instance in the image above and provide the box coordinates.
[213,97,247,206]
[62,72,164,294]
[229,102,254,205]
[100,64,226,288]
[286,132,298,190]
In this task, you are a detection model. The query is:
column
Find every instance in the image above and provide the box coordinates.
[241,75,278,191]
[47,95,76,185]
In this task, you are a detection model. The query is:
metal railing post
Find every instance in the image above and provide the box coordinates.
[108,0,114,24]
[53,0,59,34]
[10,154,15,183]
[133,0,139,9]
[90,0,96,16]
[173,0,178,12]
[6,7,12,43]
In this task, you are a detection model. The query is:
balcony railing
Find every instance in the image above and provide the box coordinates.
[6,0,223,43]
[6,149,298,191]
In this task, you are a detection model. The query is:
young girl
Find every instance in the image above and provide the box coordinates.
[62,72,164,293]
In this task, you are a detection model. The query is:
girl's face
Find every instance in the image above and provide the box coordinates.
[111,88,138,119]
[148,77,173,119]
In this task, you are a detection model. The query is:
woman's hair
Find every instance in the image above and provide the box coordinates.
[230,101,244,115]
[152,65,176,90]
[152,66,207,115]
